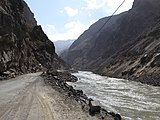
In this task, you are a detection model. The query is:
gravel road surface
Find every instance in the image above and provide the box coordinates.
[0,73,99,120]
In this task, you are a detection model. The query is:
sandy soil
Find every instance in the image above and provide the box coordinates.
[0,72,101,120]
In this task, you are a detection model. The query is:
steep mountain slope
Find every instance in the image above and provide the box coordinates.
[65,0,160,71]
[54,39,75,55]
[65,12,127,67]
[98,19,160,86]
[0,0,67,76]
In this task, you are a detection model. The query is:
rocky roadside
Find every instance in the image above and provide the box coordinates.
[41,68,122,120]
[0,69,18,80]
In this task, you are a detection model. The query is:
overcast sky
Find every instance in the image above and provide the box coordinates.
[25,0,134,42]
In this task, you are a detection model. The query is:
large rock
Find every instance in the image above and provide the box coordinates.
[46,68,78,82]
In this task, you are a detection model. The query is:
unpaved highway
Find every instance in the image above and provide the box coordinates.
[0,73,100,120]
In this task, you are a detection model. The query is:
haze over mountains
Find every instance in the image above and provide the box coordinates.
[62,0,160,86]
[54,39,75,55]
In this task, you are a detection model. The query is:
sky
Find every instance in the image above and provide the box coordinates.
[25,0,134,42]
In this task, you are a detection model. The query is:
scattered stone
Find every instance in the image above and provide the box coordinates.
[88,98,101,116]
[42,69,121,120]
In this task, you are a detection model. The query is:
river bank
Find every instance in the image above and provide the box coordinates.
[42,69,120,120]
[69,71,160,120]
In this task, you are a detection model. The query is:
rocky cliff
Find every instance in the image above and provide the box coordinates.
[0,0,67,77]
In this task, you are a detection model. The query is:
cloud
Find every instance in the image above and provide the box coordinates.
[90,20,97,25]
[64,6,78,17]
[42,20,97,42]
[83,0,107,10]
[106,0,134,14]
[41,0,134,42]
[83,0,134,15]
[42,24,56,34]
[59,10,64,14]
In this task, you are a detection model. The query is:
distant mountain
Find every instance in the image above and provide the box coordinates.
[63,0,160,85]
[0,0,67,76]
[54,40,75,55]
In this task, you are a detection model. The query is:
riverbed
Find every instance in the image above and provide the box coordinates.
[68,71,160,120]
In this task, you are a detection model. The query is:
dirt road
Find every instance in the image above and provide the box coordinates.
[0,73,99,120]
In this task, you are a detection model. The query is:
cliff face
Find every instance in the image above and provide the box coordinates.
[0,0,66,76]
[65,0,160,71]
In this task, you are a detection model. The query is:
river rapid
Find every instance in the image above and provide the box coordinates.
[69,71,160,120]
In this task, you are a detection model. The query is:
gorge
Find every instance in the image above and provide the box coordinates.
[62,0,160,86]
[0,0,160,120]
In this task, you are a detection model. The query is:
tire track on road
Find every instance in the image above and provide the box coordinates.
[34,78,56,120]
[0,80,36,120]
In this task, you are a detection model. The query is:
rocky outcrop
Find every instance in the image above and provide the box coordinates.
[0,0,67,78]
[46,68,78,82]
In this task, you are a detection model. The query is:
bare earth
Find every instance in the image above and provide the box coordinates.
[0,72,101,120]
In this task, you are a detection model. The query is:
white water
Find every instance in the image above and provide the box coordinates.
[69,71,160,120]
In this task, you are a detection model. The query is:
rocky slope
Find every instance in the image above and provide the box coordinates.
[64,12,127,67]
[0,0,67,78]
[65,0,160,70]
[98,19,160,86]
